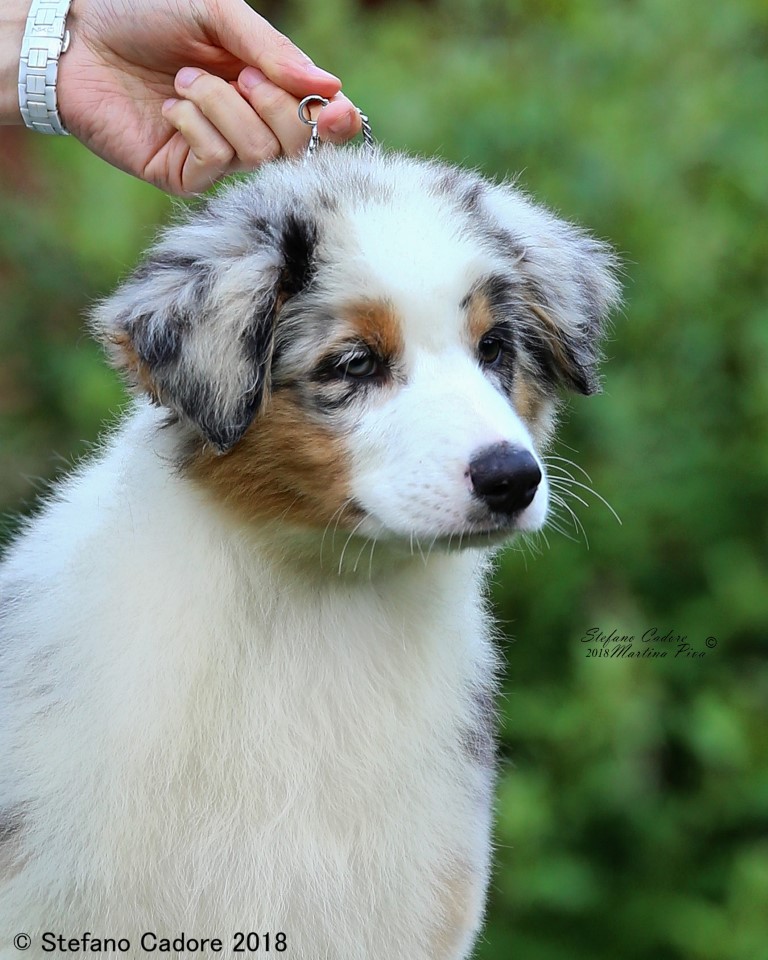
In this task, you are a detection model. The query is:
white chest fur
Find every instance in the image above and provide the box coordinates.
[0,407,497,960]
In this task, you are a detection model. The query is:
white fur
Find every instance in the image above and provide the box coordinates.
[0,405,495,958]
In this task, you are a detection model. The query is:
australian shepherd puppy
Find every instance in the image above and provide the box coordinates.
[0,147,618,959]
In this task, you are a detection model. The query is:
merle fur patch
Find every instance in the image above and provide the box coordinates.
[93,209,323,453]
[279,212,318,299]
[463,686,497,767]
[129,310,185,370]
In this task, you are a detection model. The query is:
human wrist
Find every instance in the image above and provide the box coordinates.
[0,1,28,124]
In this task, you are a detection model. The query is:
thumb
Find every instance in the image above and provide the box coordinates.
[211,1,342,99]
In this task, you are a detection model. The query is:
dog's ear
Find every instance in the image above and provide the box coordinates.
[90,209,317,453]
[480,183,621,395]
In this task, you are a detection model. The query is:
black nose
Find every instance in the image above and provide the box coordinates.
[469,443,542,516]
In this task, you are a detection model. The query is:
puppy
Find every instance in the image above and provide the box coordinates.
[0,147,619,959]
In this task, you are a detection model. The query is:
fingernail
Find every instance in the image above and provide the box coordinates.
[162,98,178,112]
[304,65,341,86]
[239,66,267,91]
[327,112,354,136]
[176,67,203,89]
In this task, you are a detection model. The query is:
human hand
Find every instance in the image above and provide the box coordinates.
[53,0,361,194]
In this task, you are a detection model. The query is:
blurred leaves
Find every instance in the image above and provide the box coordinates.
[1,0,767,955]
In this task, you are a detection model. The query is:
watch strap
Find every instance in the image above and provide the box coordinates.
[18,0,73,136]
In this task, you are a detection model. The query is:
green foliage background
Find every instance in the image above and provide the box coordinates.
[1,0,766,956]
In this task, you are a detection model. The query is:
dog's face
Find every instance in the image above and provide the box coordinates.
[92,150,619,548]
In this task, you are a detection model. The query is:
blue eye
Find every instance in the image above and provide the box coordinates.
[337,351,379,379]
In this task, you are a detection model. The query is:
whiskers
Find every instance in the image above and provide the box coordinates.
[317,500,380,579]
[512,527,548,568]
[542,452,621,550]
[319,498,358,569]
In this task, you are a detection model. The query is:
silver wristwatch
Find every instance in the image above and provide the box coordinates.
[18,0,74,136]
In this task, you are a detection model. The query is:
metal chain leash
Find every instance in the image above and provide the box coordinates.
[298,96,375,159]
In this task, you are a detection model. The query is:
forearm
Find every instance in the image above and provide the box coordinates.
[1,0,28,124]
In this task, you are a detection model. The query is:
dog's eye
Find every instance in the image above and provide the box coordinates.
[478,335,504,367]
[336,351,380,380]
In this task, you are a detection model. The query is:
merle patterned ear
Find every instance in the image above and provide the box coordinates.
[90,210,318,453]
[479,181,621,395]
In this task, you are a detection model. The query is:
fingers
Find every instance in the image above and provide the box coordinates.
[174,67,281,166]
[161,97,238,195]
[163,63,362,192]
[236,67,312,155]
[237,68,362,152]
[209,1,342,100]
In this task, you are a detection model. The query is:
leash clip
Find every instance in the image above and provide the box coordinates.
[298,95,375,160]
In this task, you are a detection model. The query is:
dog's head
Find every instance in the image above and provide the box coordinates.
[92,148,619,547]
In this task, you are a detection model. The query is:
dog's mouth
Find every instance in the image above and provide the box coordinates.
[453,512,550,546]
[309,507,527,574]
[351,509,524,551]
[426,524,520,550]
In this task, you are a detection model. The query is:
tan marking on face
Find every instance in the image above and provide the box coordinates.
[515,376,557,447]
[339,299,403,359]
[191,390,358,529]
[431,861,485,958]
[466,288,495,346]
[513,375,545,423]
